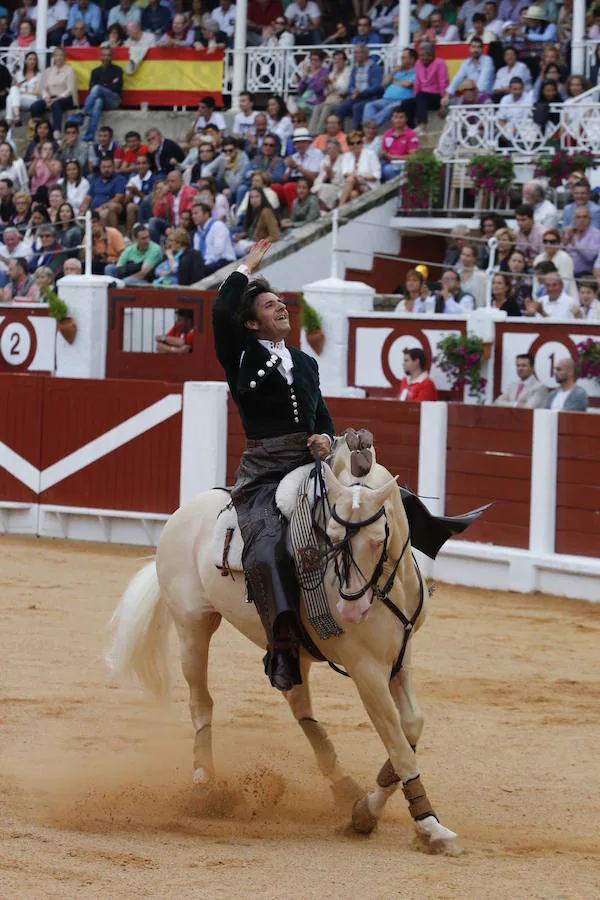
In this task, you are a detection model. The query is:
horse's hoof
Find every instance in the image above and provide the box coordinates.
[413,817,463,855]
[352,795,378,835]
[431,837,465,857]
[331,776,364,809]
[192,766,214,786]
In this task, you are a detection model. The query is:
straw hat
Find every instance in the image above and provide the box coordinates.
[525,5,546,19]
[292,127,313,142]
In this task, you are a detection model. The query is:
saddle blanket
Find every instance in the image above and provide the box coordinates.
[212,463,315,572]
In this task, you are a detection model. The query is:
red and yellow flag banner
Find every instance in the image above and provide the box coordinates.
[428,42,491,81]
[65,47,224,108]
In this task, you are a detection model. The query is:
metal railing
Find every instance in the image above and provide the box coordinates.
[436,102,600,160]
[223,43,398,97]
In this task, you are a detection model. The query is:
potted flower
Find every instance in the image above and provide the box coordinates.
[533,150,596,187]
[300,294,324,355]
[45,287,77,344]
[399,152,442,211]
[467,154,514,201]
[575,338,600,382]
[434,333,487,402]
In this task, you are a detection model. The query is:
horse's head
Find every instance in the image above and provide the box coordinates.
[323,464,398,624]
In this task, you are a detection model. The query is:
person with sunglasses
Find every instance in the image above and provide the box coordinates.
[242,133,286,204]
[339,129,381,205]
[531,227,578,300]
[261,14,295,47]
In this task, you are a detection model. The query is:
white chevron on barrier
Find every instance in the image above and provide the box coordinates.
[0,394,183,494]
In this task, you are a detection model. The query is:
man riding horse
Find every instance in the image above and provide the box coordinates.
[212,239,334,692]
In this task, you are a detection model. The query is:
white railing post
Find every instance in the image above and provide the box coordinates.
[398,0,410,56]
[84,210,92,275]
[572,0,586,74]
[35,0,48,69]
[231,0,248,110]
[417,401,448,518]
[529,409,559,555]
[179,382,229,505]
[485,237,497,307]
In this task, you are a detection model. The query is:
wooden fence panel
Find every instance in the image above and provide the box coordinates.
[39,378,183,514]
[446,405,533,549]
[0,374,45,502]
[555,415,600,557]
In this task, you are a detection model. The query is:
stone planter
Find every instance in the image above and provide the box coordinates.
[306,327,325,355]
[57,317,77,344]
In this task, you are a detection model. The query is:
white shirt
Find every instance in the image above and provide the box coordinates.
[538,291,575,319]
[550,388,572,410]
[258,338,293,384]
[285,1,320,29]
[194,111,227,133]
[0,239,33,271]
[498,91,533,124]
[125,170,153,205]
[31,0,69,29]
[341,147,381,182]
[193,219,236,266]
[493,61,532,92]
[533,198,559,229]
[232,110,257,137]
[212,4,236,37]
[65,177,90,216]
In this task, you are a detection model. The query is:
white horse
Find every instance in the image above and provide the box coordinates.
[108,439,461,854]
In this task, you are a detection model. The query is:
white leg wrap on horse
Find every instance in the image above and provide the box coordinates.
[367,783,398,819]
[415,815,457,842]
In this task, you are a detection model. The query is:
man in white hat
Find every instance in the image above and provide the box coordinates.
[273,126,322,212]
[523,4,558,41]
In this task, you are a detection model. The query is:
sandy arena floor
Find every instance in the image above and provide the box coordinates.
[1,536,599,899]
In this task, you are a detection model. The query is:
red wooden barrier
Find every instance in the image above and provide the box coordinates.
[38,378,183,514]
[226,396,420,490]
[106,287,301,382]
[555,415,600,557]
[445,405,533,549]
[0,374,44,503]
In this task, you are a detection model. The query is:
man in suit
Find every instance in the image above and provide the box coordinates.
[494,353,549,408]
[545,358,589,412]
[213,239,335,691]
[145,126,185,178]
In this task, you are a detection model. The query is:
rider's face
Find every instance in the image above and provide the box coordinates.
[246,291,290,341]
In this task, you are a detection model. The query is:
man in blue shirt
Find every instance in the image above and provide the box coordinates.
[66,0,103,44]
[362,48,417,127]
[441,37,495,110]
[141,0,172,37]
[351,16,382,46]
[80,157,127,227]
[562,180,600,230]
[335,43,383,129]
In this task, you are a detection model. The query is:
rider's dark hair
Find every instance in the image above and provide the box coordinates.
[237,276,272,328]
[404,347,427,371]
[516,353,535,365]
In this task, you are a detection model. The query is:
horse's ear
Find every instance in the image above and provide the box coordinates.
[322,463,345,502]
[368,475,399,507]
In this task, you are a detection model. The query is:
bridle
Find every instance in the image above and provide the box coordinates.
[305,447,424,681]
[327,502,409,605]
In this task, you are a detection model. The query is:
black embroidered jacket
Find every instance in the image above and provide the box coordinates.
[212,271,335,440]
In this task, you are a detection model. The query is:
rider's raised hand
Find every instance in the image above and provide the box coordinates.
[245,239,271,274]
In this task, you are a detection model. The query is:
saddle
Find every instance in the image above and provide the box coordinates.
[212,463,315,575]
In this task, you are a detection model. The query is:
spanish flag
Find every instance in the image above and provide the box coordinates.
[65,48,224,107]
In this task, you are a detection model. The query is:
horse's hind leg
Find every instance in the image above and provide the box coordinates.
[174,609,222,785]
[284,655,363,809]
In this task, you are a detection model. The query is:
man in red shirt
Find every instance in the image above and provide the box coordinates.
[397,347,438,402]
[156,308,195,354]
[121,130,149,175]
[247,0,284,44]
[380,107,420,181]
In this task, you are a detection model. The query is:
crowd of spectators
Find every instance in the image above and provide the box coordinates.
[390,173,600,321]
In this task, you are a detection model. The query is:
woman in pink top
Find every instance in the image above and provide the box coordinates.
[28,141,62,202]
[404,42,449,131]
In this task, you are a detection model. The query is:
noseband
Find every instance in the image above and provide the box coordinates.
[328,503,391,602]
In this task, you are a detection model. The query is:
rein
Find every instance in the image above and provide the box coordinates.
[303,445,424,680]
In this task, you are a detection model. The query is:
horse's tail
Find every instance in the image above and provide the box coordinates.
[107,559,172,699]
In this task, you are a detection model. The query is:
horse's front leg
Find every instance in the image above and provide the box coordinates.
[285,655,363,811]
[391,645,424,752]
[349,657,461,854]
